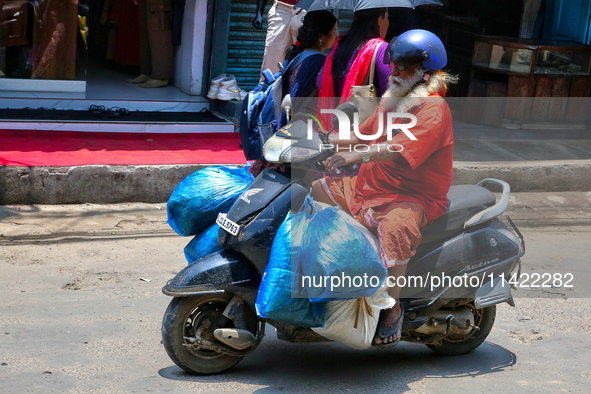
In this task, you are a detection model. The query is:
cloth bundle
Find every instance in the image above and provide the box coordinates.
[299,204,387,301]
[184,223,224,264]
[312,288,395,349]
[167,165,253,236]
[256,196,389,333]
[255,212,325,327]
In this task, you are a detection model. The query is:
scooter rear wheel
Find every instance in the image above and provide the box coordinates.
[427,304,496,355]
[162,294,246,375]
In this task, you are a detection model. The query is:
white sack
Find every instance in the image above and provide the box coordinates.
[312,288,396,349]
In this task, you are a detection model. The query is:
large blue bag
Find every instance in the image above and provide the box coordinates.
[167,165,253,236]
[299,206,387,301]
[255,211,325,328]
[184,223,224,264]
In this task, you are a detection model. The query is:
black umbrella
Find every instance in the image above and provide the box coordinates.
[295,0,441,11]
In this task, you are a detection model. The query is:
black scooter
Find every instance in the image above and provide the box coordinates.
[161,103,525,375]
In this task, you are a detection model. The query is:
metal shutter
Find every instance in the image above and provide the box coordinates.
[335,10,355,37]
[227,0,271,91]
[226,4,354,92]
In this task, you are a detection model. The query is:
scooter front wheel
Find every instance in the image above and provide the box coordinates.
[162,294,247,375]
[427,304,496,355]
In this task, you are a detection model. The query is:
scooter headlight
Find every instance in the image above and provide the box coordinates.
[263,134,294,164]
[263,119,322,164]
[280,146,319,163]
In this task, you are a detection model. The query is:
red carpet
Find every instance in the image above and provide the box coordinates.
[0,130,246,166]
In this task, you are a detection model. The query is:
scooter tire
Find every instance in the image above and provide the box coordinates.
[427,305,496,356]
[162,294,245,375]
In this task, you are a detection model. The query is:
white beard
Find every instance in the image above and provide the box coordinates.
[378,70,454,113]
[384,69,425,99]
[379,69,425,112]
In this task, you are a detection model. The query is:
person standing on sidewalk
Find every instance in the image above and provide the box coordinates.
[253,0,306,77]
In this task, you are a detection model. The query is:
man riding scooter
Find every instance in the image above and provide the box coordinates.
[312,29,458,346]
[161,27,524,375]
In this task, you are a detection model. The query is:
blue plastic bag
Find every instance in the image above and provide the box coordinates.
[184,223,224,264]
[299,206,386,301]
[167,165,253,236]
[255,211,325,328]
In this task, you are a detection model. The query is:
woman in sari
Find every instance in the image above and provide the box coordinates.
[250,10,337,177]
[318,8,391,128]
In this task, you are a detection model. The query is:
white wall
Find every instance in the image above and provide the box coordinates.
[173,0,208,95]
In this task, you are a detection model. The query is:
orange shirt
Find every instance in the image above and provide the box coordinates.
[349,94,454,223]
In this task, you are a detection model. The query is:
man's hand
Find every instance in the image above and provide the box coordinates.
[252,15,263,29]
[325,151,362,172]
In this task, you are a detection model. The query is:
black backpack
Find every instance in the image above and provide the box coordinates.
[239,50,320,160]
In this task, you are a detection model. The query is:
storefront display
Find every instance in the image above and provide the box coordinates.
[1,0,80,80]
[472,37,591,76]
[468,36,591,129]
[0,0,199,101]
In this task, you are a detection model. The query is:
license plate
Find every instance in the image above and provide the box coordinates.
[216,213,240,236]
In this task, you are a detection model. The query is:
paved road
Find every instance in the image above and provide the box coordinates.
[1,193,590,393]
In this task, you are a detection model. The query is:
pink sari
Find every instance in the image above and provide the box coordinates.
[318,37,386,129]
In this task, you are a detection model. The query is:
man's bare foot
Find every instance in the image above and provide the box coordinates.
[374,303,402,345]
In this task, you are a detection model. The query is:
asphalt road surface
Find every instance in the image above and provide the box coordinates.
[1,192,590,393]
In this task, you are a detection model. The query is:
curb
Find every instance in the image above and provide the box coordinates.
[0,165,207,205]
[452,160,591,192]
[2,160,591,204]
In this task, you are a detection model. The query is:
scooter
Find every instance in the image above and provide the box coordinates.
[160,102,525,375]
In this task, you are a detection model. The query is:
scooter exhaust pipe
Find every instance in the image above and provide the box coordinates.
[414,306,475,338]
[216,294,257,350]
[214,328,257,350]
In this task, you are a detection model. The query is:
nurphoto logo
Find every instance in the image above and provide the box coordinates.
[319,110,418,141]
[308,109,419,152]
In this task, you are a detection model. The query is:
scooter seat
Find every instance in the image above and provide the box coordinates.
[420,185,496,245]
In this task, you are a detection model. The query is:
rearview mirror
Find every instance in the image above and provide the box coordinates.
[281,94,292,115]
[281,94,293,123]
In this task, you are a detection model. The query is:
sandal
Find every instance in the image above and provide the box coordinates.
[107,107,129,118]
[89,105,106,117]
[373,303,404,348]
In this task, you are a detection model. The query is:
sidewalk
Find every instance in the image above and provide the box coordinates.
[2,122,591,204]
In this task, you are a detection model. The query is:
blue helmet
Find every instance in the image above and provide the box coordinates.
[384,29,447,71]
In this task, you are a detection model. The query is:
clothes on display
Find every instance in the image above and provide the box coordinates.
[0,0,79,80]
[1,0,31,47]
[32,0,79,80]
[93,0,140,66]
[129,0,173,87]
[110,0,140,66]
[87,0,179,87]
[0,0,34,78]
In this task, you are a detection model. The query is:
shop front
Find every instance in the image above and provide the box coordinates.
[0,0,211,112]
